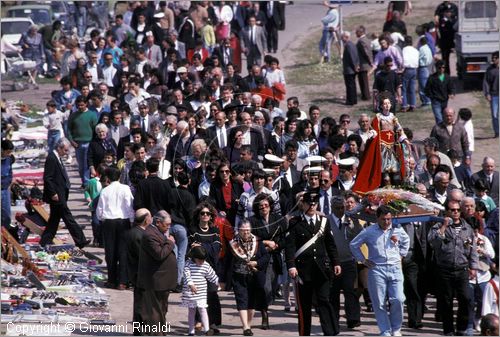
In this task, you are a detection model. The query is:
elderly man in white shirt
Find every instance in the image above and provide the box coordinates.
[401,36,419,112]
[97,166,135,290]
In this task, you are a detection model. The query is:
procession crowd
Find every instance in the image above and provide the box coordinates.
[1,1,499,336]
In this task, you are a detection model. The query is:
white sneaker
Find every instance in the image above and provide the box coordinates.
[392,330,402,336]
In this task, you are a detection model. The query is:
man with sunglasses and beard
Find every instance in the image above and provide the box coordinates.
[285,189,341,336]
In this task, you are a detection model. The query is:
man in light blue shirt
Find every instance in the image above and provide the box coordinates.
[350,205,410,336]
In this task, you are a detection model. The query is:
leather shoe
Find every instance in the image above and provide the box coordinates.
[409,322,424,329]
[103,282,115,289]
[243,329,253,336]
[347,320,361,329]
[77,239,91,249]
[261,310,269,330]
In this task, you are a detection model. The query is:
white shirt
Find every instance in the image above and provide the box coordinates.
[463,119,474,152]
[96,181,135,222]
[435,190,447,205]
[103,64,117,88]
[340,178,354,191]
[482,275,499,316]
[402,46,419,69]
[242,130,251,145]
[136,59,148,78]
[469,233,495,284]
[87,63,99,83]
[216,125,227,147]
[303,214,318,225]
[43,109,68,132]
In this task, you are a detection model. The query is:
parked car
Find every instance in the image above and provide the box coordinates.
[1,17,35,51]
[6,4,53,27]
[20,1,76,35]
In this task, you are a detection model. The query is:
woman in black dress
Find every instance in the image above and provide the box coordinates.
[188,202,222,334]
[248,193,288,330]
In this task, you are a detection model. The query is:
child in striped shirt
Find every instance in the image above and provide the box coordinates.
[182,246,219,335]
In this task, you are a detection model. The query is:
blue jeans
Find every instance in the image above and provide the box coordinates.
[402,68,417,108]
[1,189,11,228]
[319,28,335,62]
[170,223,188,285]
[418,66,431,105]
[490,95,499,136]
[47,130,61,153]
[466,281,488,334]
[367,264,405,336]
[431,99,448,125]
[75,6,87,38]
[74,141,90,186]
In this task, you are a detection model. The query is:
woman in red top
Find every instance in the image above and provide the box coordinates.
[209,162,244,226]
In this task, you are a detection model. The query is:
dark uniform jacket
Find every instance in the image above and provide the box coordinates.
[285,214,340,282]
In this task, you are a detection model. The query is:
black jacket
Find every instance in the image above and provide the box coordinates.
[126,226,146,286]
[285,215,340,282]
[165,186,196,227]
[250,213,288,274]
[43,152,70,205]
[424,72,454,102]
[133,175,171,215]
[209,180,244,226]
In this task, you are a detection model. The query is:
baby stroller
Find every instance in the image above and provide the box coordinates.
[4,53,38,90]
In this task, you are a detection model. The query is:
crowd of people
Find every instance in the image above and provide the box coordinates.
[1,1,499,336]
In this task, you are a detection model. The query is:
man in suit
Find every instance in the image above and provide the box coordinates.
[167,30,186,59]
[109,111,129,146]
[127,208,151,336]
[286,189,342,336]
[213,38,234,70]
[240,15,268,71]
[136,210,177,335]
[471,157,499,206]
[239,112,265,158]
[341,31,360,106]
[401,218,430,330]
[355,25,373,101]
[428,171,453,206]
[318,169,336,216]
[328,196,363,329]
[206,111,229,149]
[137,101,157,134]
[280,154,301,188]
[285,140,308,172]
[40,138,90,248]
[430,107,469,160]
[264,1,285,53]
[133,159,171,215]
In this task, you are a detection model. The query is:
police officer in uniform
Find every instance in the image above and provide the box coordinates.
[285,189,341,336]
